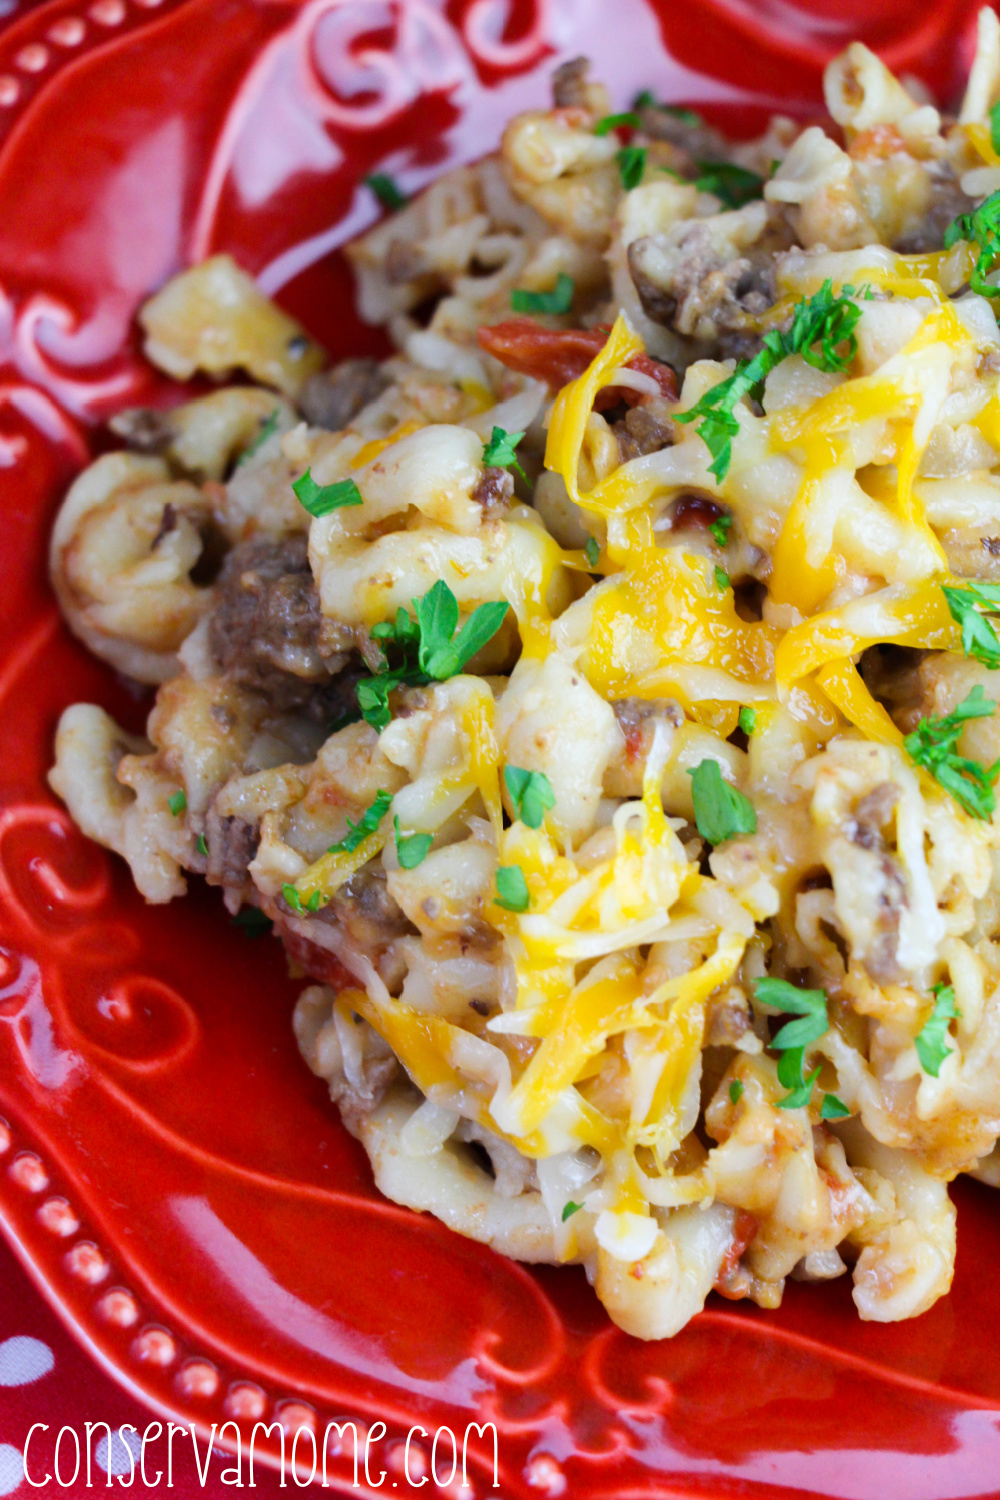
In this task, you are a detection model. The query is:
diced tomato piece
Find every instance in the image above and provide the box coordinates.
[278,920,357,993]
[477,319,677,408]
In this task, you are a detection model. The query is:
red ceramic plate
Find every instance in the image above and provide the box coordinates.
[3,1,1000,1495]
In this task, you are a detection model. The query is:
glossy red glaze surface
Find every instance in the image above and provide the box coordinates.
[2,0,1000,1494]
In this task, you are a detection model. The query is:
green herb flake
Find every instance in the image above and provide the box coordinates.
[236,409,279,468]
[168,790,187,817]
[562,1200,583,1221]
[728,1079,744,1104]
[594,111,641,136]
[292,469,363,518]
[942,582,1000,670]
[687,758,756,844]
[944,188,1000,298]
[482,425,527,482]
[675,280,864,480]
[709,513,732,547]
[584,535,601,569]
[915,982,961,1077]
[196,833,208,856]
[616,145,647,191]
[495,864,530,913]
[714,565,730,592]
[416,580,510,680]
[504,766,556,829]
[282,883,322,916]
[328,789,393,856]
[820,1092,851,1120]
[393,815,433,871]
[511,274,575,316]
[357,676,395,732]
[992,101,1000,158]
[903,685,1000,819]
[366,172,408,211]
[756,976,829,1109]
[354,581,509,731]
[776,1062,822,1111]
[694,160,764,208]
[738,705,757,736]
[231,908,273,938]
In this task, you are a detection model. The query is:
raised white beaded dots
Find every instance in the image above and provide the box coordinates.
[97,1288,140,1328]
[9,1152,48,1193]
[0,1125,387,1465]
[37,1196,79,1237]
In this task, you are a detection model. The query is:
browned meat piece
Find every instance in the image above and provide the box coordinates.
[314,867,417,955]
[635,102,730,164]
[628,225,777,344]
[298,358,390,431]
[894,163,977,253]
[109,407,175,453]
[612,695,683,764]
[472,466,514,518]
[859,645,928,733]
[848,782,899,851]
[612,404,673,462]
[202,805,259,892]
[864,853,908,984]
[552,56,591,109]
[706,985,751,1045]
[209,535,352,713]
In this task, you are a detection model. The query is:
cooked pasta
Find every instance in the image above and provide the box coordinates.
[48,21,1000,1338]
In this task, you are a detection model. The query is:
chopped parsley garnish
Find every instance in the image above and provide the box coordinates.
[584,535,601,568]
[942,582,1000,670]
[820,1093,850,1120]
[504,767,556,829]
[196,833,208,856]
[694,160,764,208]
[944,188,1000,298]
[903,685,1000,819]
[355,581,510,730]
[511,274,575,316]
[283,883,322,916]
[728,1079,743,1104]
[756,977,829,1110]
[709,513,732,547]
[688,758,756,844]
[495,864,530,912]
[231,908,273,938]
[328,789,392,855]
[366,172,408,211]
[482,425,527,481]
[738,705,757,735]
[675,280,864,480]
[915,982,961,1077]
[594,111,641,136]
[562,1200,583,1221]
[616,145,647,190]
[416,581,509,679]
[236,409,279,467]
[168,790,186,817]
[992,100,1000,156]
[714,565,730,592]
[394,815,433,870]
[776,1060,822,1109]
[292,470,363,518]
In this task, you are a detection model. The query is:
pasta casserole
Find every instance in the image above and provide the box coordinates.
[47,13,1000,1338]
